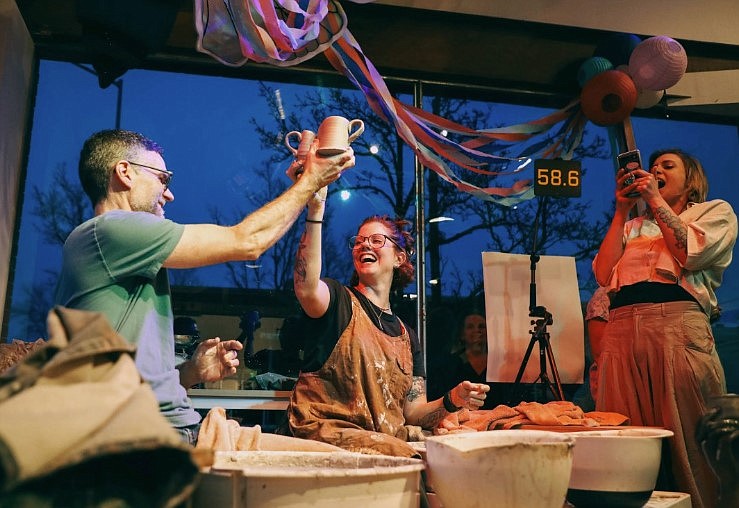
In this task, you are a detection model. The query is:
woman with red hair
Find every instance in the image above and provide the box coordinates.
[286,191,488,457]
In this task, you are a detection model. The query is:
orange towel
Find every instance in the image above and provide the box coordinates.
[435,401,629,434]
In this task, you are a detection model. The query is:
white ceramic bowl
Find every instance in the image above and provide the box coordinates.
[564,428,674,508]
[192,451,424,508]
[425,430,575,508]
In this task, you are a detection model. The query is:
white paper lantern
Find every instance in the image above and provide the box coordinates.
[635,88,665,109]
[628,36,687,91]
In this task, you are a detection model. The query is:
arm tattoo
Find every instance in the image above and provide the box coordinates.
[654,206,688,249]
[406,376,425,402]
[417,407,448,429]
[406,377,448,429]
[294,232,308,284]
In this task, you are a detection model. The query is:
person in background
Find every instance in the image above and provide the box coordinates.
[593,148,737,508]
[173,316,201,367]
[287,192,489,456]
[54,129,354,445]
[433,311,497,410]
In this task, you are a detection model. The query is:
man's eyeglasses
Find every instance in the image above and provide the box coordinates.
[128,161,173,190]
[350,234,403,251]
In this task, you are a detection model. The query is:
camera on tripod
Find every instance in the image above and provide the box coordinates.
[529,305,552,324]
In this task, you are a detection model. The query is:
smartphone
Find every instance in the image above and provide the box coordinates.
[617,149,642,197]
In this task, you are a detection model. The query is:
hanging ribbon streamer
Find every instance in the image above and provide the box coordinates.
[194,0,585,205]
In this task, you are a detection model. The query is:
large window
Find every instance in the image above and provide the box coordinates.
[6,59,739,394]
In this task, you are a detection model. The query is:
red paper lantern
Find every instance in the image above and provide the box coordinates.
[580,70,637,126]
[628,36,687,91]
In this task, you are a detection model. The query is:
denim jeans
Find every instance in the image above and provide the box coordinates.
[174,423,201,446]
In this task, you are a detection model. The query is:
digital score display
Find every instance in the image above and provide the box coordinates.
[533,159,582,198]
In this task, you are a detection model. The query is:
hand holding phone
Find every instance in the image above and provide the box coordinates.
[617,149,642,198]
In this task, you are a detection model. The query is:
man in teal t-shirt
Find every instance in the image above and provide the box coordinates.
[55,129,354,444]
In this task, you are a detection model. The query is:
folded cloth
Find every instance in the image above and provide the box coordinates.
[196,407,343,453]
[435,401,630,434]
[0,306,199,507]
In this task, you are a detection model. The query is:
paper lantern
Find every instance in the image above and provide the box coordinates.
[628,36,687,91]
[635,88,665,109]
[580,70,637,126]
[577,57,613,87]
[594,33,642,67]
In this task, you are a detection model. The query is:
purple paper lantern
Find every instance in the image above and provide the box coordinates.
[580,70,638,126]
[628,36,687,91]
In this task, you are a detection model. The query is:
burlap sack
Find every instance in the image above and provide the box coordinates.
[0,306,201,507]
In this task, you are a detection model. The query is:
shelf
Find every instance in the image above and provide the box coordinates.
[187,389,290,411]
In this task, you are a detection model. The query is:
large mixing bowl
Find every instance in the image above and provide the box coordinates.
[425,430,575,508]
[564,428,674,508]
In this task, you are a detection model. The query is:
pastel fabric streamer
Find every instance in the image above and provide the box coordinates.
[194,0,586,205]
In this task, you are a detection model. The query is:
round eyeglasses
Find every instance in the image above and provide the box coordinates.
[350,233,403,250]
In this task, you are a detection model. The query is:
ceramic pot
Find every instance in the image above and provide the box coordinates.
[564,428,673,508]
[192,451,424,508]
[425,430,575,508]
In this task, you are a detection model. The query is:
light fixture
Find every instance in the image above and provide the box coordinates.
[340,189,351,201]
[369,144,379,154]
[516,158,533,170]
[428,216,454,223]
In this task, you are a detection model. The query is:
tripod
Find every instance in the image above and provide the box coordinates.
[511,197,565,402]
[512,302,565,401]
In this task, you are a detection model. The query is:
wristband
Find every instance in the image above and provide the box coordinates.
[443,390,462,413]
[306,219,323,224]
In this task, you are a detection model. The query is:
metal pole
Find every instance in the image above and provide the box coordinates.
[114,79,123,129]
[413,81,427,373]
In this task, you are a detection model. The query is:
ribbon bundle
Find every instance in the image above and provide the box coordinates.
[195,0,585,205]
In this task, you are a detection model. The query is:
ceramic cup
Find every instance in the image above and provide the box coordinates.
[284,129,316,159]
[316,116,364,156]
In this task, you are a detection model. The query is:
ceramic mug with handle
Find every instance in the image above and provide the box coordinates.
[284,129,316,160]
[316,116,364,156]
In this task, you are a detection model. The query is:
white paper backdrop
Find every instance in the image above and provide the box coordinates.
[482,252,584,384]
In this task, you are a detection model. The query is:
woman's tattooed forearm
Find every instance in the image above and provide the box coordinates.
[407,377,448,429]
[417,407,448,429]
[294,232,308,283]
[654,206,687,249]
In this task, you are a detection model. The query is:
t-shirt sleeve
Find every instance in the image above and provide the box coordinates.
[297,278,351,372]
[684,200,738,271]
[409,326,426,378]
[95,211,184,280]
